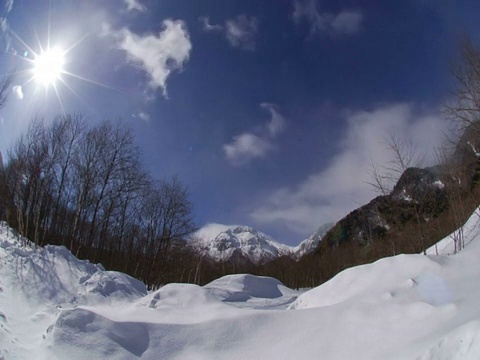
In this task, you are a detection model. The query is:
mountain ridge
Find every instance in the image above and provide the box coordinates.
[190,222,334,264]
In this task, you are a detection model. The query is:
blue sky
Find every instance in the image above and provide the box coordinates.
[0,0,479,245]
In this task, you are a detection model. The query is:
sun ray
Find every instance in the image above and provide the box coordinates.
[59,78,96,113]
[9,30,39,59]
[63,32,91,55]
[33,27,45,55]
[52,82,65,115]
[63,71,127,94]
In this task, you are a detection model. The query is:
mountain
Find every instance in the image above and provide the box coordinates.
[292,222,335,259]
[190,223,334,264]
[191,224,292,264]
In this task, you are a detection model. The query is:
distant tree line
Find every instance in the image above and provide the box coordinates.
[0,114,196,288]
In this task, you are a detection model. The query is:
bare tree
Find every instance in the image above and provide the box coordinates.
[369,134,423,195]
[0,75,12,111]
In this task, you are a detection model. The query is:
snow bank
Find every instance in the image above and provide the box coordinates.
[426,208,480,255]
[288,254,448,310]
[3,206,480,359]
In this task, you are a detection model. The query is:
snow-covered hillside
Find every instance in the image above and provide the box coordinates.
[1,208,480,359]
[291,222,335,259]
[190,222,333,263]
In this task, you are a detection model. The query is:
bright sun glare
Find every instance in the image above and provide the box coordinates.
[32,48,65,86]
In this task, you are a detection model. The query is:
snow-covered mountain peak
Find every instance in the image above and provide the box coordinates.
[190,222,333,264]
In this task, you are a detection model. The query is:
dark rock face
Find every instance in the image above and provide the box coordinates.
[321,166,449,249]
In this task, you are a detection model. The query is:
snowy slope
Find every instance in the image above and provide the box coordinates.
[2,208,480,359]
[190,223,332,263]
[291,222,334,259]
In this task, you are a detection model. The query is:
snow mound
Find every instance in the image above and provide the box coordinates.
[0,222,145,307]
[417,319,480,360]
[4,206,480,359]
[205,274,288,302]
[142,283,220,309]
[51,307,150,360]
[288,254,448,310]
[79,271,147,303]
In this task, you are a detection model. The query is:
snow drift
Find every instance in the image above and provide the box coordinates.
[1,208,480,359]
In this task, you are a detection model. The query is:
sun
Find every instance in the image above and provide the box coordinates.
[32,48,65,86]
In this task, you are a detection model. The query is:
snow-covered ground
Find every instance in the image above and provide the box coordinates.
[1,208,480,359]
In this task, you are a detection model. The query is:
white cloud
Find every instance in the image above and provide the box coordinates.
[192,223,234,241]
[118,19,192,96]
[0,17,7,32]
[293,0,363,36]
[0,0,13,51]
[224,133,274,166]
[223,103,286,166]
[225,15,258,51]
[138,112,150,121]
[123,0,145,12]
[5,0,14,13]
[262,103,286,137]
[199,16,223,32]
[12,85,23,100]
[331,10,363,35]
[250,103,448,235]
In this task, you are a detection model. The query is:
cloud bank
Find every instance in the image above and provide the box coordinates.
[250,103,448,235]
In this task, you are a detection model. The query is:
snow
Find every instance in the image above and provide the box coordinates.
[191,222,332,263]
[190,224,293,264]
[425,208,480,255]
[2,208,480,359]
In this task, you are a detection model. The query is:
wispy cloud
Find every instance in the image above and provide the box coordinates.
[293,0,363,36]
[250,104,448,235]
[123,0,145,12]
[199,16,223,32]
[225,15,258,51]
[12,85,22,100]
[117,19,192,96]
[223,103,286,166]
[4,0,13,14]
[200,14,259,51]
[0,0,14,51]
[138,112,150,121]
